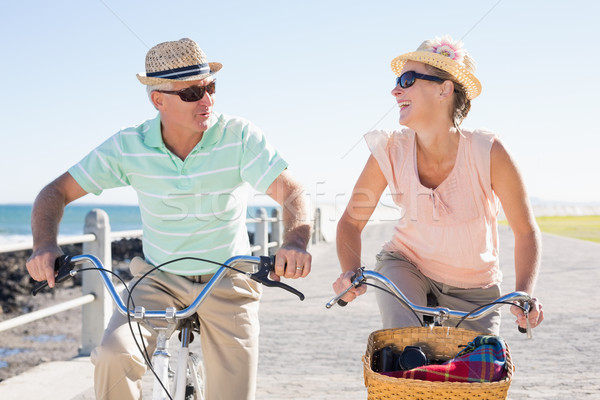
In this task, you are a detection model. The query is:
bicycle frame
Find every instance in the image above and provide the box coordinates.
[151,320,199,400]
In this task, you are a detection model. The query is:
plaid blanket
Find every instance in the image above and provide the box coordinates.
[381,335,508,382]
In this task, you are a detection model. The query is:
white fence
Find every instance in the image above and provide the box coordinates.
[0,206,313,356]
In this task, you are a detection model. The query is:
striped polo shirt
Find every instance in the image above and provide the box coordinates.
[68,112,288,275]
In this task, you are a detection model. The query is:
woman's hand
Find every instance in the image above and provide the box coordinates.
[332,270,367,303]
[511,297,544,330]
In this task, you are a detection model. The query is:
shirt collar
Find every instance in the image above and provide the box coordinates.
[198,113,224,148]
[142,113,164,149]
[142,112,224,150]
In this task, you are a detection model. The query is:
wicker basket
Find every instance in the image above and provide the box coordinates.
[363,327,514,400]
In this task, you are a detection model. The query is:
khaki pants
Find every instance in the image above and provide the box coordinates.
[374,251,501,334]
[91,257,262,400]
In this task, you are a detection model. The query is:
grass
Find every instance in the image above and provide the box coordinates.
[500,215,600,243]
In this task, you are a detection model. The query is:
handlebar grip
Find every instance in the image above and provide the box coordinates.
[31,255,74,296]
[32,257,60,296]
[517,300,533,337]
[333,271,360,307]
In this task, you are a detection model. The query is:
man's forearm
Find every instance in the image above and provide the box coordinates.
[266,171,312,250]
[31,183,67,251]
[280,192,311,250]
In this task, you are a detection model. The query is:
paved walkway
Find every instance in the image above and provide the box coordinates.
[1,223,598,399]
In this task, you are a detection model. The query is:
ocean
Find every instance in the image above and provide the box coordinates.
[0,204,277,246]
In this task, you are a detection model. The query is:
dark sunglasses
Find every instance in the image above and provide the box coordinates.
[395,71,444,89]
[156,80,216,102]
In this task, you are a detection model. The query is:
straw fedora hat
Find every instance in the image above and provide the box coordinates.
[390,36,482,100]
[137,38,222,86]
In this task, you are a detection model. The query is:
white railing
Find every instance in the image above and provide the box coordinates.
[0,206,294,355]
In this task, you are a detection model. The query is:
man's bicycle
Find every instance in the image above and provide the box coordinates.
[32,254,305,400]
[326,267,533,400]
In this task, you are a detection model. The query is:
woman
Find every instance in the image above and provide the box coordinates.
[333,36,543,334]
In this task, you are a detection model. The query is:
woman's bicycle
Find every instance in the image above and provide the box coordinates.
[326,267,533,400]
[32,253,305,400]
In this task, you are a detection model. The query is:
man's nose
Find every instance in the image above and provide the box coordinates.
[198,91,214,105]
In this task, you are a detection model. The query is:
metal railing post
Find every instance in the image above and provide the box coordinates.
[270,208,283,255]
[312,207,322,244]
[252,207,269,256]
[80,209,113,356]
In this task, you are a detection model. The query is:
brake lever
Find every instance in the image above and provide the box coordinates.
[31,255,75,296]
[250,256,305,301]
[517,300,533,339]
[326,268,365,308]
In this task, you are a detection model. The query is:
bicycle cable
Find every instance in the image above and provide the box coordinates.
[72,266,173,396]
[74,267,174,396]
[45,255,253,400]
[364,282,529,330]
[454,300,528,328]
[123,256,256,400]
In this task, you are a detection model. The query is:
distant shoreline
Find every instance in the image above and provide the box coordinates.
[0,203,279,245]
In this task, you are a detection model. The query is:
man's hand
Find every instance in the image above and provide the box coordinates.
[511,297,544,330]
[26,246,63,288]
[271,246,312,281]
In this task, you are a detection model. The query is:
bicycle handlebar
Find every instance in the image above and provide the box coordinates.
[32,254,304,320]
[327,268,533,337]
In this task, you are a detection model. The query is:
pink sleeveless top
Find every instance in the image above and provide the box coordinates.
[365,128,501,289]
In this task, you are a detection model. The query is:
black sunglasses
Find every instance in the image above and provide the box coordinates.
[395,71,444,89]
[156,80,216,102]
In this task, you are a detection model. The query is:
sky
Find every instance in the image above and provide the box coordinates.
[1,0,599,208]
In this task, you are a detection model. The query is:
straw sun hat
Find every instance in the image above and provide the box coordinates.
[136,38,222,86]
[391,36,482,100]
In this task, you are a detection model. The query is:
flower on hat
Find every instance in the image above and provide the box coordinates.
[420,35,465,65]
[434,44,462,62]
[433,42,464,64]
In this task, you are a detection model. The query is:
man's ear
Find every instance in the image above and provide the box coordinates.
[151,91,164,109]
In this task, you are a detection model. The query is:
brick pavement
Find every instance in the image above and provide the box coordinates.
[1,223,599,399]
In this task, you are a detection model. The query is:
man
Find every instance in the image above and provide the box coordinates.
[26,38,312,400]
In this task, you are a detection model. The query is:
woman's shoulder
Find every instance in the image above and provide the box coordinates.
[364,128,413,147]
[460,127,499,155]
[461,127,497,143]
[364,129,413,166]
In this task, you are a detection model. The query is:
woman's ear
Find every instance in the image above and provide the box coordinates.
[440,80,455,99]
